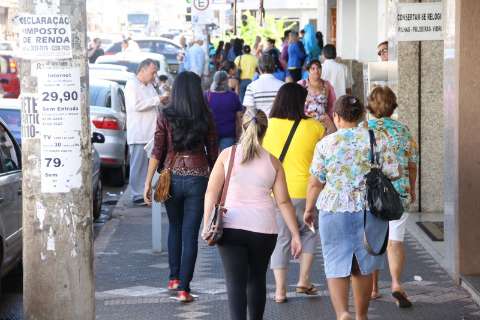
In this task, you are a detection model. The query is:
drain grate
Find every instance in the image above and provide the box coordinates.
[417,221,444,241]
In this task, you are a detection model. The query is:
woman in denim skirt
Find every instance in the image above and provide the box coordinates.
[304,95,399,320]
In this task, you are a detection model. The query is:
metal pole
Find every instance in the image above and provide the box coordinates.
[18,0,94,319]
[233,0,237,35]
[152,172,163,252]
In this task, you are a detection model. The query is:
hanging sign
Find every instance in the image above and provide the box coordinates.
[397,2,444,42]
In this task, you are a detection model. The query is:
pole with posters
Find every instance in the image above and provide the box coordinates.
[16,0,94,319]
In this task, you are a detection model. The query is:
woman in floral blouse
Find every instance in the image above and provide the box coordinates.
[304,95,399,320]
[298,60,336,134]
[366,86,418,308]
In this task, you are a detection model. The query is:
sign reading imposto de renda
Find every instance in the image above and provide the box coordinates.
[397,3,443,42]
[15,14,72,60]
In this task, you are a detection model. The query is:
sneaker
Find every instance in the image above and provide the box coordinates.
[133,198,146,206]
[178,291,194,303]
[167,279,180,291]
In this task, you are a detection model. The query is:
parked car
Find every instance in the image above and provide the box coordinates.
[0,52,20,98]
[89,79,128,187]
[104,37,181,74]
[0,117,22,291]
[0,99,104,219]
[0,98,20,144]
[87,33,123,51]
[95,52,171,79]
[0,41,16,52]
[89,64,134,88]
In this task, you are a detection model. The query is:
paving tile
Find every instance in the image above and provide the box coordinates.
[95,203,480,320]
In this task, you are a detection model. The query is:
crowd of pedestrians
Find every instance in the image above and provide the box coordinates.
[123,28,417,319]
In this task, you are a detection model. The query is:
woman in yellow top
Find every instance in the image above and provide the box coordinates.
[263,83,326,303]
[235,45,259,103]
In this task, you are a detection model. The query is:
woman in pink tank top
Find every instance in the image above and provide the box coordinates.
[203,109,302,320]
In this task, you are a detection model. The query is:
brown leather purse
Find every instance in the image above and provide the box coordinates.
[203,145,236,246]
[154,154,177,203]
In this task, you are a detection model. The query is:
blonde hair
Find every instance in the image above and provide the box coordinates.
[367,86,398,118]
[239,108,268,164]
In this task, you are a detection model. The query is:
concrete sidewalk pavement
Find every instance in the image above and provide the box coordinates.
[95,188,480,320]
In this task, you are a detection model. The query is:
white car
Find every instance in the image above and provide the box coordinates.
[89,79,128,187]
[95,52,171,80]
[104,37,182,74]
[0,41,16,52]
[89,64,134,88]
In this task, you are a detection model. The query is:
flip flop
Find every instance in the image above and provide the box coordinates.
[296,284,318,295]
[274,296,288,304]
[392,291,412,308]
[371,292,381,300]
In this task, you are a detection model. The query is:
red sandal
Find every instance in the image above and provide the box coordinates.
[178,291,194,303]
[167,279,180,291]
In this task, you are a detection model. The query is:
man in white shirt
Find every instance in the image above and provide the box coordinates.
[321,44,352,97]
[184,39,206,77]
[125,59,167,205]
[243,54,284,116]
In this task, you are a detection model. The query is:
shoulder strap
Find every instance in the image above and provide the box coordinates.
[368,129,378,165]
[219,145,237,206]
[363,208,389,256]
[279,119,301,163]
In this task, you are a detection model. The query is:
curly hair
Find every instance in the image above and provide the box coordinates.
[367,86,398,118]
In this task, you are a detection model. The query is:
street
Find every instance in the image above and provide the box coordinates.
[1,183,480,319]
[0,182,126,320]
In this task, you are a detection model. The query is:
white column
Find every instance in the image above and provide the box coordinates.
[355,0,379,62]
[377,0,389,44]
[336,0,357,59]
[316,0,329,42]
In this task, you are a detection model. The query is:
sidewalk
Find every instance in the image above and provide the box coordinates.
[95,188,480,320]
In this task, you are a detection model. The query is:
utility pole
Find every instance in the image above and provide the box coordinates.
[17,0,94,319]
[233,0,237,35]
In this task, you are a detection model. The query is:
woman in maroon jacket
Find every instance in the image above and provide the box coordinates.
[144,71,218,303]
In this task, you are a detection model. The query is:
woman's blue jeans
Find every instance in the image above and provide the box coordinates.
[239,79,252,103]
[164,174,208,292]
[219,137,236,151]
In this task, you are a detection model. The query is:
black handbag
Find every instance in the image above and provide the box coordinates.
[363,129,403,256]
[365,130,404,221]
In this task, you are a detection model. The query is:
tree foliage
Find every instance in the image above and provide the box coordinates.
[238,12,296,47]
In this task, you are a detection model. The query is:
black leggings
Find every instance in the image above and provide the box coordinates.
[218,228,277,320]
